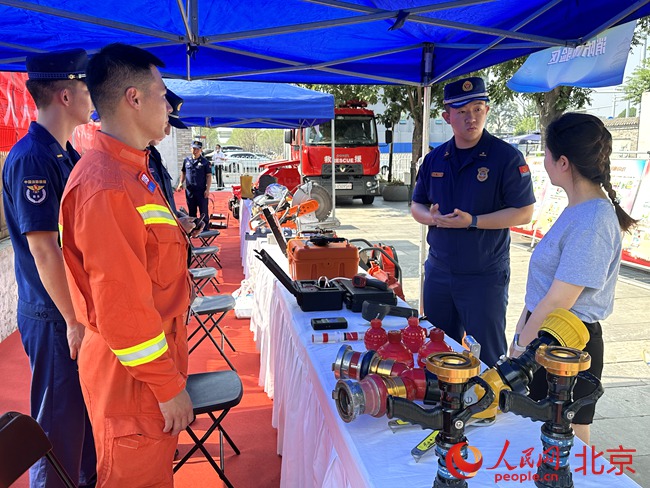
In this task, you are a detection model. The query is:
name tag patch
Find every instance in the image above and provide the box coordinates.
[431,172,444,178]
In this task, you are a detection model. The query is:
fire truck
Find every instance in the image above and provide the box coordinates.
[229,101,381,222]
[284,100,381,209]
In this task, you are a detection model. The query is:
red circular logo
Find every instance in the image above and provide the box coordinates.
[446,442,483,479]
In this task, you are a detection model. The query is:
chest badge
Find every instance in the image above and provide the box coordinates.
[477,167,489,182]
[139,172,156,194]
[23,178,47,204]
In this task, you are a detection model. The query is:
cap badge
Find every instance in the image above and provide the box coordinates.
[477,167,489,182]
[462,81,473,92]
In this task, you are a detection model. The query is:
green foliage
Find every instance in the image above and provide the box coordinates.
[514,117,537,135]
[202,128,220,149]
[302,85,380,106]
[617,106,637,117]
[486,99,519,135]
[386,179,405,186]
[225,128,285,156]
[623,58,650,105]
[487,56,591,140]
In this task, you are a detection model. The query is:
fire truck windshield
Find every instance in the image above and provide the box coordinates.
[306,115,377,147]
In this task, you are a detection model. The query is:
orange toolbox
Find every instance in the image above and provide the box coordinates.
[287,238,359,280]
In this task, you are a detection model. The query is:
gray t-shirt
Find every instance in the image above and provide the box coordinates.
[525,198,622,322]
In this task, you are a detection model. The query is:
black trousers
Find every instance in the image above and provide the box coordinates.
[185,188,209,228]
[214,165,223,188]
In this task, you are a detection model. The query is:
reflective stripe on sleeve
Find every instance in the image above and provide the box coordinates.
[136,204,178,227]
[111,331,169,367]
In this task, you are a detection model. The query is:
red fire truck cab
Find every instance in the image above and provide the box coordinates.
[285,100,381,205]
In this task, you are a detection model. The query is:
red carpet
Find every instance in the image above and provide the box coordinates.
[0,190,281,488]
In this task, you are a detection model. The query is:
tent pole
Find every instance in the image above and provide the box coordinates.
[331,118,336,219]
[419,85,431,313]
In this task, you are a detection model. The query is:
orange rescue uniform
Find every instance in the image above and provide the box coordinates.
[60,131,191,487]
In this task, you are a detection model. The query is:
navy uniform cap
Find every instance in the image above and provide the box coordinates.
[191,140,203,149]
[26,48,88,81]
[443,77,489,109]
[166,89,188,130]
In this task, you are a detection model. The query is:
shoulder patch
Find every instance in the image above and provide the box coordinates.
[23,177,47,204]
[519,164,531,176]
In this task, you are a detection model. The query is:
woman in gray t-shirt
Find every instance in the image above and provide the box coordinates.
[510,113,638,444]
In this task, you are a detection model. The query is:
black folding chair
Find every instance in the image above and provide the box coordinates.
[187,295,237,370]
[0,411,76,488]
[196,229,220,247]
[190,245,222,269]
[174,371,242,488]
[189,267,220,295]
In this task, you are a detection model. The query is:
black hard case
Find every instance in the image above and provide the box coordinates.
[338,279,397,312]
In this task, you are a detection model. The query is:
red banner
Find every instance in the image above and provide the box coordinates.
[0,72,37,151]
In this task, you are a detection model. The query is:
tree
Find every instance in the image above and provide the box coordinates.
[623,58,650,105]
[486,99,519,136]
[303,85,380,106]
[488,57,591,142]
[226,128,284,155]
[623,16,650,104]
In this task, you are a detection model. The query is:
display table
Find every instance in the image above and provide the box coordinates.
[246,243,639,488]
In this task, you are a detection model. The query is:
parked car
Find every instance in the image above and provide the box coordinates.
[224,151,270,172]
[221,145,244,153]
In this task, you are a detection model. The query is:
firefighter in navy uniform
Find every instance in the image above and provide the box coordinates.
[411,76,535,367]
[176,140,211,228]
[2,48,96,488]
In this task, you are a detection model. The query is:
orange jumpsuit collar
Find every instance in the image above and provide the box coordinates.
[94,131,149,169]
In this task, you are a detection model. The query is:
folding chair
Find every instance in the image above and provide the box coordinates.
[196,229,220,247]
[0,411,76,488]
[189,267,220,295]
[187,295,237,370]
[190,245,222,269]
[174,371,242,488]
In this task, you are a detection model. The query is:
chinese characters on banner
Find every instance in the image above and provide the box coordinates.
[511,157,650,271]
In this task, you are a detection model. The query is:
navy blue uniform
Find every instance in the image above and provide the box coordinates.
[182,154,211,227]
[412,130,535,366]
[148,145,178,215]
[2,122,96,487]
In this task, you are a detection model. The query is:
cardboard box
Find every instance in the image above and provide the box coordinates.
[287,238,359,280]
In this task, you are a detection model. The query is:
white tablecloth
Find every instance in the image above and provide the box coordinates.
[246,243,640,488]
[239,198,254,275]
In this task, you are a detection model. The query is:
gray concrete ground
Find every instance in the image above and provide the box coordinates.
[333,195,650,487]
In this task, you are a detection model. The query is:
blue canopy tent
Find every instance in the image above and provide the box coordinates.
[2,0,649,304]
[163,79,334,129]
[0,1,649,87]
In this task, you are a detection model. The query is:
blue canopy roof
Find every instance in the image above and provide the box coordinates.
[0,1,649,86]
[164,79,334,128]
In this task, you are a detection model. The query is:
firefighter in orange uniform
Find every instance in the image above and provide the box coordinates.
[60,43,194,487]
